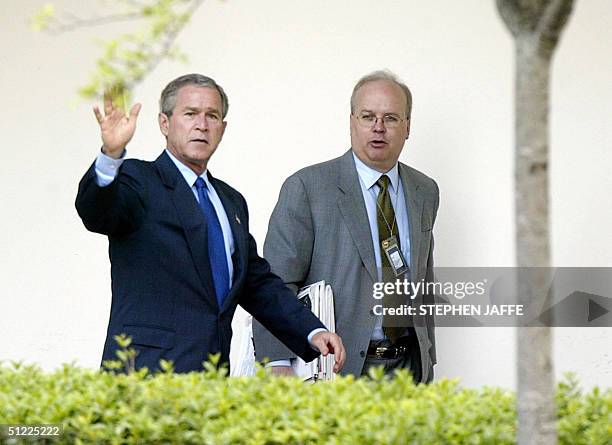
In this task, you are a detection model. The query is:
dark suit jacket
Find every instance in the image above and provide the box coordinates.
[76,150,323,373]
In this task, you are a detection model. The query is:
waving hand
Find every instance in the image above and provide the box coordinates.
[93,95,142,159]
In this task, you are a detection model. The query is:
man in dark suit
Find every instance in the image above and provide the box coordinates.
[76,73,345,373]
[253,71,438,382]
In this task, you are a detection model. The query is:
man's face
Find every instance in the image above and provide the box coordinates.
[159,85,227,175]
[350,80,410,173]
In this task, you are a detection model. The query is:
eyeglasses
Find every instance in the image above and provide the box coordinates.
[353,113,406,129]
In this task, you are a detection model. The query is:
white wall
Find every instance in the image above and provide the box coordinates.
[1,0,610,389]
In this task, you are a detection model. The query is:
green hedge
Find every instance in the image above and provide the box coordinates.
[0,360,609,444]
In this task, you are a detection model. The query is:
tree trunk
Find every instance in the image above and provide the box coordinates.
[515,32,556,445]
[496,1,575,444]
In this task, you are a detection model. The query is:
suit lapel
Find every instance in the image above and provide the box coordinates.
[208,173,247,312]
[336,150,378,283]
[155,152,218,308]
[399,163,424,282]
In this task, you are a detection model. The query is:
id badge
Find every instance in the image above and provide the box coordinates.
[382,236,409,277]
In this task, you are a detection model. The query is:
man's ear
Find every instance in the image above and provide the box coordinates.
[158,112,169,136]
[405,118,411,140]
[349,113,356,137]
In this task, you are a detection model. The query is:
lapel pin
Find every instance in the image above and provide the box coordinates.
[235,215,241,225]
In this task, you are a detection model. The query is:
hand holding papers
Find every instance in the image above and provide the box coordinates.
[292,281,338,381]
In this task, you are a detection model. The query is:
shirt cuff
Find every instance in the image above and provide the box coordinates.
[265,360,292,368]
[307,327,328,351]
[94,148,125,187]
[264,327,327,367]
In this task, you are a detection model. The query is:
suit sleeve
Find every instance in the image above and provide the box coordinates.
[252,175,315,363]
[75,160,146,237]
[235,191,323,364]
[424,178,440,366]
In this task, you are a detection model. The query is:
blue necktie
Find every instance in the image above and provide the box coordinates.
[195,177,230,306]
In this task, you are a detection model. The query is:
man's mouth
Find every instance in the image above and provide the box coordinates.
[190,138,208,144]
[369,139,387,148]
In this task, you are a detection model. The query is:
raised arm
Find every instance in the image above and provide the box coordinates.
[75,97,145,236]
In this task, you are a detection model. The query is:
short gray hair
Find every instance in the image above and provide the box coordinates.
[159,73,229,118]
[350,70,412,119]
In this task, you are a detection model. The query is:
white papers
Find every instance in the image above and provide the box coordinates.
[292,280,336,381]
[230,306,256,376]
[229,281,337,380]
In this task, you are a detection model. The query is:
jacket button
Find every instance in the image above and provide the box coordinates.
[360,350,365,357]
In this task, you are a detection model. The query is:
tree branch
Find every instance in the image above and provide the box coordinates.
[496,0,523,36]
[44,12,143,35]
[121,17,187,93]
[121,0,147,7]
[535,0,574,47]
[86,0,205,98]
[497,0,575,55]
[33,0,207,105]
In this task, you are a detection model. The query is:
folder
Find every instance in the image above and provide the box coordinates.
[292,280,336,381]
[230,281,336,380]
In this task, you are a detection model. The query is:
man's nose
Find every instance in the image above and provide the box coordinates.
[195,115,209,130]
[372,117,386,132]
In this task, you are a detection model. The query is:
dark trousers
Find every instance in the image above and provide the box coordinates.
[361,333,423,383]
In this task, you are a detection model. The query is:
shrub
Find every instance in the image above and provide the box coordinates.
[0,360,609,444]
